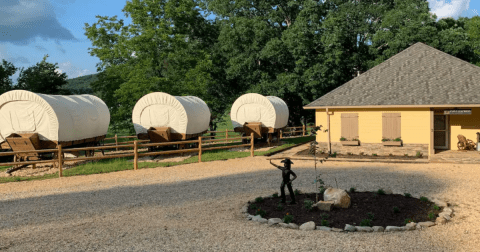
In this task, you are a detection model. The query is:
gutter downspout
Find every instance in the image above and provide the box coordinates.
[326,108,331,155]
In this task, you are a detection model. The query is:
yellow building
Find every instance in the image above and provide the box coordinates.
[304,43,480,159]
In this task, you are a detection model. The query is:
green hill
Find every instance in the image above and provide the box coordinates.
[62,73,99,95]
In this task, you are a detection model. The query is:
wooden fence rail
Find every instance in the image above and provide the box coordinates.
[1,124,314,178]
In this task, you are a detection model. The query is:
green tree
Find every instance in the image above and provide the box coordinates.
[0,59,17,94]
[16,55,70,95]
[85,0,220,133]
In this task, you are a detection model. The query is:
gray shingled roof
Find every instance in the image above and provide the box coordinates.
[305,42,480,108]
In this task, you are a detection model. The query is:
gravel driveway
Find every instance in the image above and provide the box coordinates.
[1,145,479,251]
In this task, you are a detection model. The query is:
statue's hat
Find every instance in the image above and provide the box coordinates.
[280,158,294,164]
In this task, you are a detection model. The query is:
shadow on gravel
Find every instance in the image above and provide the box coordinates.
[0,162,449,230]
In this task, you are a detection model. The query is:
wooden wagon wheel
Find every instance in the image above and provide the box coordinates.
[457,142,466,150]
[467,140,477,150]
[85,143,95,157]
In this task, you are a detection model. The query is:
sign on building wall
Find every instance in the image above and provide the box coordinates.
[444,109,471,115]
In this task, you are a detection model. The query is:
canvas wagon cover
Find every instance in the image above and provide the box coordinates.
[230,93,289,129]
[0,90,110,143]
[132,92,211,135]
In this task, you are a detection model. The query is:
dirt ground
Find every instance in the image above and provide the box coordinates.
[1,144,479,251]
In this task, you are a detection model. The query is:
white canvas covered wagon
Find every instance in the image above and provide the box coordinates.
[230,93,289,144]
[0,90,110,160]
[132,92,211,144]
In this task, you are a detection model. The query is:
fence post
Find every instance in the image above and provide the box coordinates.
[198,136,202,163]
[303,125,306,136]
[58,144,63,178]
[115,134,118,151]
[250,132,254,157]
[280,130,283,139]
[134,140,138,170]
[225,129,228,143]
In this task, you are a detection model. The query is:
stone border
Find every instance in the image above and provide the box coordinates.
[241,191,453,233]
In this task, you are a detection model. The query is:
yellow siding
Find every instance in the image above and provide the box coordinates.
[314,108,431,144]
[449,108,480,150]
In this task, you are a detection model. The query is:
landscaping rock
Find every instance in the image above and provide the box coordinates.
[432,198,448,207]
[331,228,344,232]
[251,215,267,223]
[384,188,393,195]
[442,207,453,215]
[436,217,447,225]
[417,221,435,228]
[241,205,248,213]
[405,222,416,230]
[279,223,299,229]
[314,201,334,211]
[355,226,373,232]
[246,214,255,220]
[372,226,384,232]
[268,218,283,226]
[344,224,356,232]
[316,226,332,231]
[385,226,405,232]
[439,212,451,221]
[299,221,316,231]
[324,188,351,208]
[288,223,299,229]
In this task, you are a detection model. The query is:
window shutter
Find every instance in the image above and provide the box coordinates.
[382,113,401,139]
[341,113,359,139]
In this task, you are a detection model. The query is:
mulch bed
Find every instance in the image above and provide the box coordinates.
[295,149,428,160]
[247,191,442,228]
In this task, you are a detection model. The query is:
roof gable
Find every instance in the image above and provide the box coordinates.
[305,42,480,108]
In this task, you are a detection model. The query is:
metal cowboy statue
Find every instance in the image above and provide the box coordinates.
[270,158,297,204]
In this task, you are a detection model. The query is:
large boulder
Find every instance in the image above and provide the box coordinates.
[324,188,351,208]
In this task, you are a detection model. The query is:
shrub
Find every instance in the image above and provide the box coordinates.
[277,203,284,211]
[433,205,440,211]
[272,193,278,198]
[367,212,375,220]
[394,138,401,141]
[372,153,377,156]
[360,219,372,227]
[318,186,327,194]
[359,152,364,155]
[404,218,414,225]
[382,138,389,142]
[404,193,412,198]
[255,208,266,218]
[420,196,429,202]
[283,213,294,224]
[352,138,359,141]
[416,151,423,158]
[320,213,330,220]
[404,154,408,156]
[340,137,346,141]
[428,212,435,220]
[255,197,263,203]
[347,152,352,155]
[330,152,337,158]
[249,204,257,210]
[320,219,330,227]
[349,187,356,193]
[294,189,301,195]
[377,189,386,195]
[389,153,393,156]
[393,206,400,213]
[304,199,315,212]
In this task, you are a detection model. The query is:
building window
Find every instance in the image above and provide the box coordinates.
[341,113,359,140]
[382,113,401,140]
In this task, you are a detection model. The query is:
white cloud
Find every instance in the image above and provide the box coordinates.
[427,0,471,20]
[57,61,91,78]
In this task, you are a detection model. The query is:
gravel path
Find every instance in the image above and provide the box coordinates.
[1,144,479,251]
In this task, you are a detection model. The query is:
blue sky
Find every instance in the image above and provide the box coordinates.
[0,0,478,83]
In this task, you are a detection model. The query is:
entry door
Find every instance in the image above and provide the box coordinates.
[434,115,449,149]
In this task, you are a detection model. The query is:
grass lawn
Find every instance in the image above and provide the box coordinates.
[0,136,313,184]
